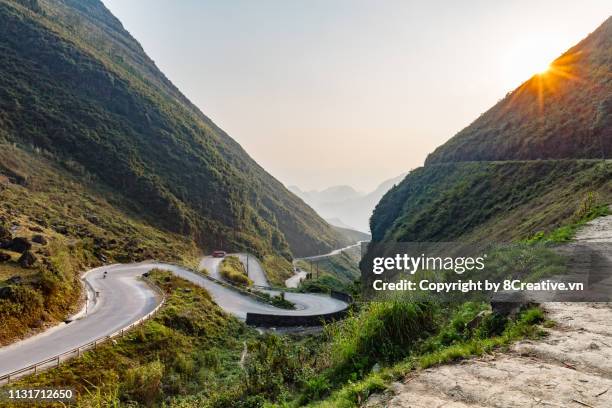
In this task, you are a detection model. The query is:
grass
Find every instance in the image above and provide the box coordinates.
[4,270,257,407]
[296,247,362,294]
[251,290,295,309]
[261,254,294,286]
[525,193,610,244]
[303,304,546,408]
[0,144,200,346]
[220,256,253,287]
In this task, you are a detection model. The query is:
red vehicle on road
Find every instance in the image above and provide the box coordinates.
[212,250,227,258]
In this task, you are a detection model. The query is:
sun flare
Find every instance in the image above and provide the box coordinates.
[536,63,551,75]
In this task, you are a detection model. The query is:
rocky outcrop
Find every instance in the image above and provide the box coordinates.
[18,250,37,268]
[6,237,32,253]
[31,234,48,245]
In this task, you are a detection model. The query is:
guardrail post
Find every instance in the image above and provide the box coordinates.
[34,365,37,374]
[57,356,60,367]
[7,374,10,384]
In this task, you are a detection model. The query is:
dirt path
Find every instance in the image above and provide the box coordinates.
[367,216,612,408]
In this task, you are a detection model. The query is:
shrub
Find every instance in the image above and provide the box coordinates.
[243,334,304,400]
[122,360,164,406]
[220,256,253,287]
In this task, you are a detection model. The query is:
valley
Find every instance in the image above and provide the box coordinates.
[0,0,609,407]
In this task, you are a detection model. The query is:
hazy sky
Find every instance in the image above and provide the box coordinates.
[103,0,610,192]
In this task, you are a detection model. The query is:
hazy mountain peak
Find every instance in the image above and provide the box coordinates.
[290,174,407,233]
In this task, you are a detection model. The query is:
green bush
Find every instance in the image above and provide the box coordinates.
[122,360,164,406]
[220,256,253,287]
[243,334,304,400]
[302,375,332,402]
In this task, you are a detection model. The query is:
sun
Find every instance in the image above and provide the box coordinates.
[536,63,551,75]
[501,33,568,89]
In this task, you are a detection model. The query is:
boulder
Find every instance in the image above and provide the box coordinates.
[0,252,10,262]
[7,237,32,253]
[31,234,48,245]
[18,250,37,268]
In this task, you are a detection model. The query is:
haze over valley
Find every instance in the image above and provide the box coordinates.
[289,173,406,233]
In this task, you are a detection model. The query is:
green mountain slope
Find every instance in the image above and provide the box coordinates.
[427,16,611,164]
[0,0,346,259]
[371,17,612,244]
[372,160,611,243]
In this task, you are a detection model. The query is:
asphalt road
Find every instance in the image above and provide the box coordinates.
[199,253,270,287]
[0,264,160,380]
[297,241,363,261]
[198,255,346,313]
[285,268,308,288]
[0,258,348,380]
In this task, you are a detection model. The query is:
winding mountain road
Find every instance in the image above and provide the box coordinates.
[0,257,348,382]
[284,241,366,288]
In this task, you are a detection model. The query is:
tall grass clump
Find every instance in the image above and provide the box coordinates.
[220,256,253,287]
[326,300,437,382]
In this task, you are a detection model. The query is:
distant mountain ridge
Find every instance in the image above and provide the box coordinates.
[290,174,406,232]
[0,0,347,257]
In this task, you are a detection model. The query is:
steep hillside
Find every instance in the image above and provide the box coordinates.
[371,17,612,244]
[0,142,200,345]
[0,0,346,259]
[427,16,611,164]
[372,160,611,243]
[332,225,371,243]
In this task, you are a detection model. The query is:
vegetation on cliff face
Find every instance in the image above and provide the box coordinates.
[371,160,611,244]
[0,0,346,259]
[371,18,611,245]
[426,17,611,164]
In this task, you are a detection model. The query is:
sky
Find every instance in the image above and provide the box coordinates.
[102,0,610,192]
